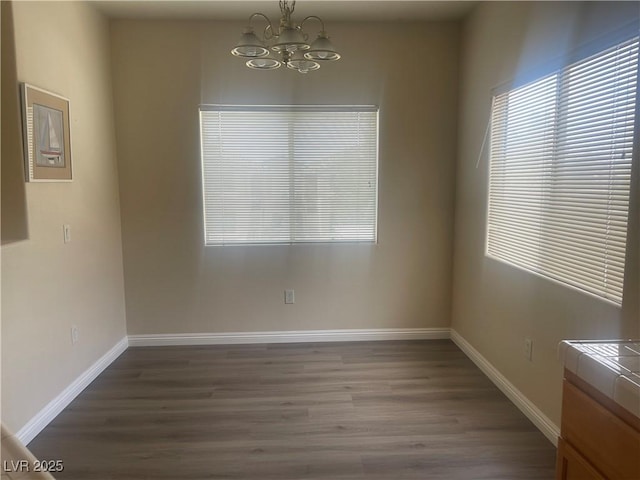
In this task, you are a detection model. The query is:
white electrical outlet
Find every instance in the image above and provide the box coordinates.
[524,338,533,361]
[284,289,295,304]
[71,325,79,345]
[63,224,71,244]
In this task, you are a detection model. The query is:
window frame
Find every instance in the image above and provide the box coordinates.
[485,36,639,307]
[199,104,380,246]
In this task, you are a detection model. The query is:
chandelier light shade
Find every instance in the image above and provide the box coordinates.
[246,57,282,70]
[272,26,309,53]
[287,52,320,73]
[305,32,341,61]
[231,0,340,73]
[231,27,270,58]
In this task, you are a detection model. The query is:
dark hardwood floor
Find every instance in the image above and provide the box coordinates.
[28,340,556,479]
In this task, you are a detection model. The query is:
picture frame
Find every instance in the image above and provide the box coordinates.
[20,83,72,182]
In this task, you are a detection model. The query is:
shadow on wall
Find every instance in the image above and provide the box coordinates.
[1,0,29,245]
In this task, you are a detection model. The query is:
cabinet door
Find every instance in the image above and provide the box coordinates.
[562,380,640,479]
[556,438,606,480]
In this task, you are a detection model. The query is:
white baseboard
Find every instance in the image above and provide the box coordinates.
[450,329,560,446]
[128,327,451,347]
[16,329,559,450]
[17,337,129,446]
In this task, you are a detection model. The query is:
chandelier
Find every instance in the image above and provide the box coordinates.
[231,0,341,73]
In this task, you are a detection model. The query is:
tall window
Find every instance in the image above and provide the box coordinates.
[487,37,638,306]
[200,105,378,245]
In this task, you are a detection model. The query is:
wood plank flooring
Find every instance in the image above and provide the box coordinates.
[28,340,556,479]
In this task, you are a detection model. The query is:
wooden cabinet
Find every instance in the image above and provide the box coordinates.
[557,438,605,480]
[556,372,640,480]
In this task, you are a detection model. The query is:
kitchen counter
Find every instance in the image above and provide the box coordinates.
[557,340,640,479]
[558,340,640,419]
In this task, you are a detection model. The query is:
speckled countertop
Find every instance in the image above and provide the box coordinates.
[558,340,640,419]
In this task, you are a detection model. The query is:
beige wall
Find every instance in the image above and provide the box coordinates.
[6,0,635,442]
[111,20,459,335]
[2,1,28,245]
[452,1,640,427]
[1,1,127,432]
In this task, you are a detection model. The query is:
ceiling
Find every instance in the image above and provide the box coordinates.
[92,1,478,22]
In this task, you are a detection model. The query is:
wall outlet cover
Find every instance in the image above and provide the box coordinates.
[284,289,295,304]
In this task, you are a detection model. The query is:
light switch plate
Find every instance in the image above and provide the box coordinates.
[524,338,533,361]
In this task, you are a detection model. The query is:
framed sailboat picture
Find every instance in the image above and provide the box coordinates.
[20,84,72,181]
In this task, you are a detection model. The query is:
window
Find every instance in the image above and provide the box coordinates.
[487,37,638,306]
[200,105,378,245]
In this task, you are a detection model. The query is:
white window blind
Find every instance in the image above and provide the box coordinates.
[487,37,638,305]
[200,105,378,245]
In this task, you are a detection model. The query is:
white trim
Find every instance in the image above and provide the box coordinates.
[450,329,560,446]
[128,328,450,347]
[15,330,560,449]
[200,105,379,113]
[17,337,128,446]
